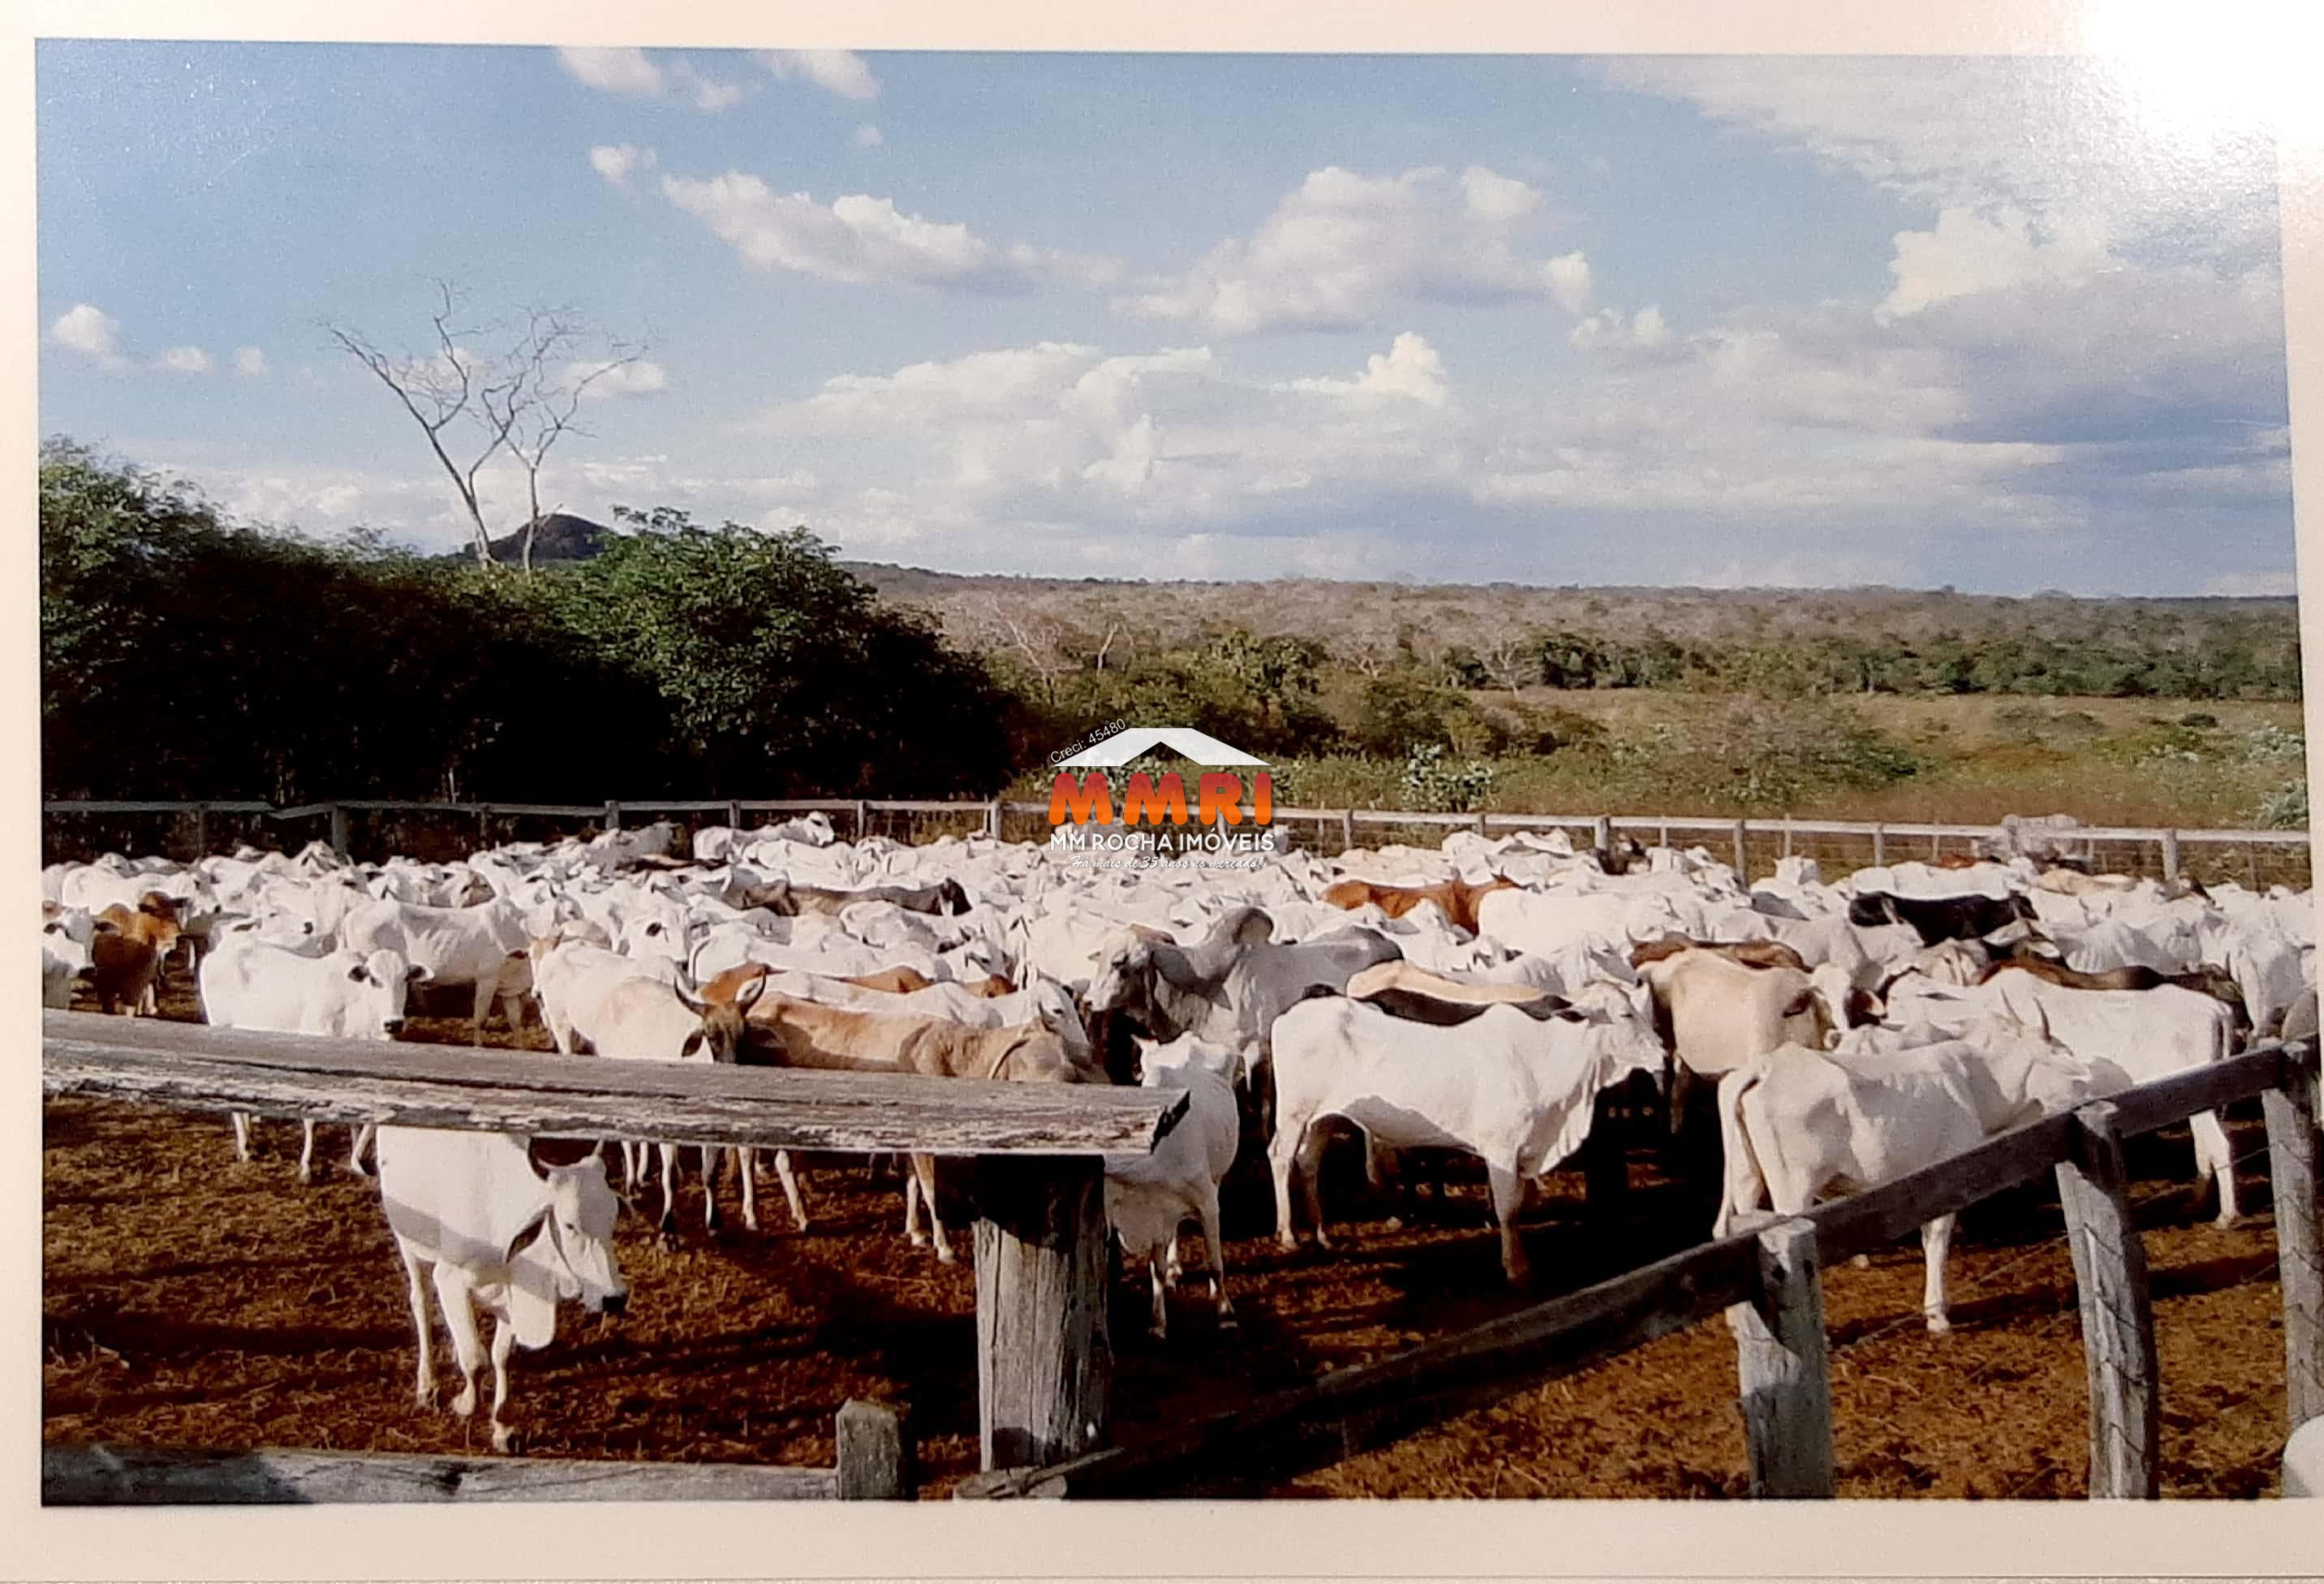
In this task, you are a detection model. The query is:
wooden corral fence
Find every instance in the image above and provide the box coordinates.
[956,1040,2323,1501]
[40,1009,1187,1502]
[37,798,2315,888]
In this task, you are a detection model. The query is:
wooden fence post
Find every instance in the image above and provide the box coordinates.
[1870,822,1885,868]
[973,1156,1111,1472]
[603,799,622,833]
[1341,808,1356,853]
[1727,1216,1836,1498]
[1658,820,1670,851]
[988,799,1003,841]
[2160,829,2180,889]
[835,1399,915,1500]
[2055,1101,2159,1499]
[2264,1044,2324,1429]
[727,799,742,833]
[1593,814,1612,854]
[1731,819,1749,881]
[856,799,871,842]
[476,803,492,850]
[1931,829,1943,860]
[1781,817,1793,860]
[190,803,208,862]
[328,803,350,859]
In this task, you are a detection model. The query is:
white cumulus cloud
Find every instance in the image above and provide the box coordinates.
[48,303,124,367]
[1123,164,1575,335]
[152,346,213,375]
[661,171,1117,292]
[232,346,268,377]
[589,144,658,186]
[556,47,664,98]
[761,50,880,101]
[1545,251,1593,315]
[854,124,884,148]
[1286,332,1450,407]
[557,49,742,112]
[1879,205,2113,320]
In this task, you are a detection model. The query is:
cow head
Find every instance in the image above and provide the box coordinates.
[936,877,972,916]
[673,972,770,1063]
[346,949,420,1037]
[523,1145,627,1317]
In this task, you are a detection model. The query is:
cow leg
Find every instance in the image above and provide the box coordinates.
[736,1147,759,1233]
[911,1155,955,1264]
[348,1123,377,1179]
[2191,1108,2240,1225]
[432,1266,484,1418]
[230,1112,253,1164]
[1920,1213,1957,1334]
[297,1121,317,1184]
[1305,1138,1335,1252]
[1147,1248,1170,1340]
[499,988,528,1035]
[1161,1234,1183,1289]
[656,1143,681,1246]
[701,1146,725,1235]
[398,1244,437,1408]
[903,1169,925,1245]
[1199,1185,1235,1330]
[488,1317,519,1453]
[1269,1127,1304,1253]
[1488,1161,1531,1289]
[469,982,493,1047]
[772,1149,810,1232]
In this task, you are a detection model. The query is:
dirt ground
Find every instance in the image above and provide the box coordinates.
[42,972,2309,1499]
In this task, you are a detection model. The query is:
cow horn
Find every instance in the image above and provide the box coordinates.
[735,971,767,1013]
[671,980,710,1018]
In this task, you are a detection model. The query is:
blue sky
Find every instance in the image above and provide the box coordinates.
[36,42,2295,595]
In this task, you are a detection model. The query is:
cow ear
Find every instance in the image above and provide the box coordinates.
[347,963,371,984]
[406,964,428,983]
[680,1031,704,1058]
[1782,989,1814,1018]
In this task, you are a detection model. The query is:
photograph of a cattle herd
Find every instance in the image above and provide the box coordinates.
[36,41,2323,1506]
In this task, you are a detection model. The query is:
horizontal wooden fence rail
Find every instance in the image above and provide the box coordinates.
[41,1011,1185,1156]
[45,1398,914,1504]
[960,1040,2323,1501]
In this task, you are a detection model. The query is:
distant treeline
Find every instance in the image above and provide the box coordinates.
[39,442,1010,803]
[1442,626,2300,701]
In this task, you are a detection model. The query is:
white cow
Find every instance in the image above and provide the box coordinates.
[341,897,535,1044]
[41,933,94,1009]
[1267,991,1666,1286]
[198,934,420,1182]
[374,1127,627,1453]
[1103,1035,1243,1338]
[1714,1022,2093,1332]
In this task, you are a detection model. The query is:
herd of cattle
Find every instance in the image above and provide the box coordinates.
[39,812,2320,1457]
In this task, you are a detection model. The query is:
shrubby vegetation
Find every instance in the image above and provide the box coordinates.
[39,442,1009,802]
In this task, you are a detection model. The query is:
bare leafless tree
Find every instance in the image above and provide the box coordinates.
[1480,632,1536,693]
[324,282,645,571]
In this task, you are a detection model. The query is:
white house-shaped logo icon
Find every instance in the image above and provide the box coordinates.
[1053,726,1268,768]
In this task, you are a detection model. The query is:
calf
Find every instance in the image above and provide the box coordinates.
[374,1128,627,1453]
[1104,1035,1244,1338]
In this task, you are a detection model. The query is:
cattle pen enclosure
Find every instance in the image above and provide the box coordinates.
[39,1003,2322,1504]
[38,797,2318,891]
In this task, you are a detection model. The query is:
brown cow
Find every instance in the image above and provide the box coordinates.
[90,902,182,1017]
[701,983,1102,1263]
[696,961,966,1001]
[1318,875,1514,934]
